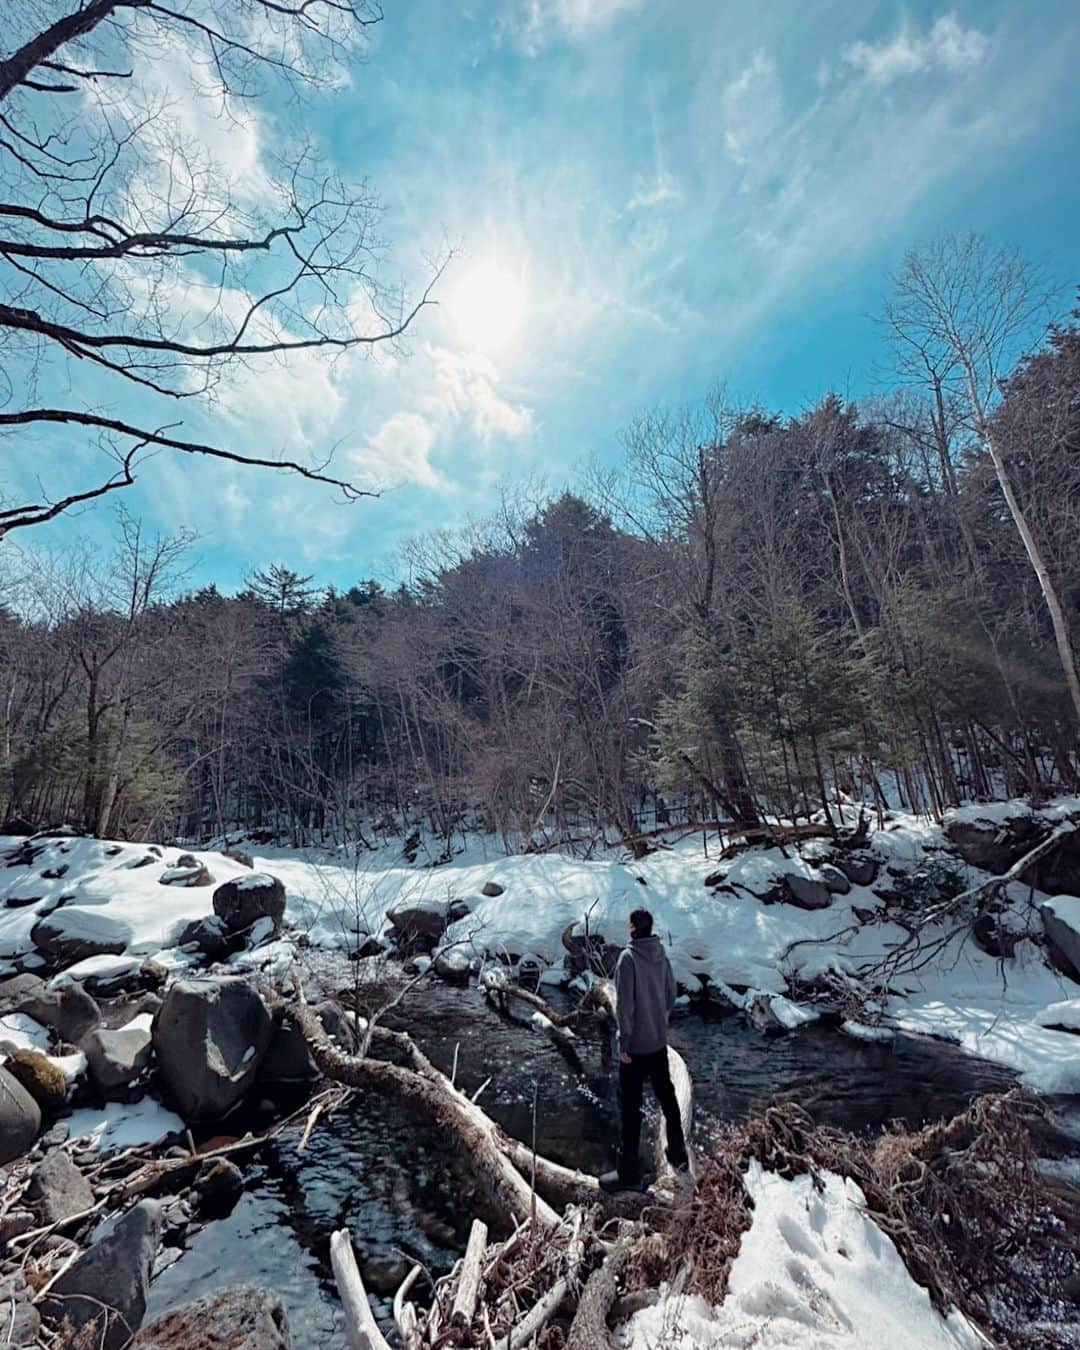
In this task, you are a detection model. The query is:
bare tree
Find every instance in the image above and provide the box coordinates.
[886,234,1080,723]
[0,1,440,539]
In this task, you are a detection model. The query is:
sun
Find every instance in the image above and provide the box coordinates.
[450,261,529,355]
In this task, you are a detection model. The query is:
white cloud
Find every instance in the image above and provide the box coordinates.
[627,169,682,211]
[428,346,534,441]
[345,412,441,491]
[515,0,644,54]
[843,14,990,86]
[722,52,783,165]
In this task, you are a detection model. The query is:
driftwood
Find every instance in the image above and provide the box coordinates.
[331,1227,392,1350]
[451,1218,488,1326]
[565,1233,634,1350]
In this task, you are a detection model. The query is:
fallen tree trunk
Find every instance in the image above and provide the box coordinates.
[332,1228,392,1350]
[565,1233,634,1350]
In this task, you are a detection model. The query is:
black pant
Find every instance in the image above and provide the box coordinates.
[618,1048,687,1178]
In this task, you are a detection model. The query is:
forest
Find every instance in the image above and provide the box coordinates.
[3,246,1078,852]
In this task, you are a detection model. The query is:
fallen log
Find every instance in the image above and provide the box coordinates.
[565,1233,634,1350]
[451,1218,488,1327]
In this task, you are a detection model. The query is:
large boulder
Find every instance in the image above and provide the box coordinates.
[835,853,879,887]
[0,972,101,1041]
[30,907,131,964]
[132,1286,292,1349]
[40,1199,162,1350]
[387,897,471,954]
[817,864,851,896]
[1041,897,1080,982]
[82,1024,153,1093]
[0,1065,41,1163]
[152,978,273,1119]
[943,810,1050,875]
[213,874,286,938]
[175,914,235,962]
[257,1001,355,1085]
[782,874,832,910]
[26,1149,95,1225]
[1027,828,1080,897]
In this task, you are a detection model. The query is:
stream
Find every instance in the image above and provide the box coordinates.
[143,976,1080,1340]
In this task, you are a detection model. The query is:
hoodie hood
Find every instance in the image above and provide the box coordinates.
[629,933,665,963]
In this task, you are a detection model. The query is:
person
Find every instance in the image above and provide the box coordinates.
[599,907,688,1193]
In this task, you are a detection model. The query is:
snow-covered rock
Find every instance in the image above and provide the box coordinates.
[1040,896,1080,982]
[212,873,285,938]
[82,1024,153,1093]
[31,907,133,964]
[0,972,101,1042]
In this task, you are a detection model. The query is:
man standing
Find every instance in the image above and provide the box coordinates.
[599,907,689,1193]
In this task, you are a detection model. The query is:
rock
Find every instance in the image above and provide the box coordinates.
[152,978,273,1119]
[40,1199,162,1350]
[703,870,726,888]
[746,993,786,1036]
[852,906,878,924]
[782,874,832,910]
[944,811,1050,876]
[1,814,36,836]
[1041,897,1080,982]
[387,897,471,954]
[0,1209,35,1244]
[257,1001,355,1085]
[0,1271,40,1347]
[363,1254,411,1295]
[26,1149,94,1224]
[212,874,286,937]
[1027,828,1080,896]
[818,864,851,895]
[223,847,255,869]
[176,914,236,962]
[3,1048,67,1111]
[193,1158,244,1219]
[971,912,1019,960]
[160,856,214,887]
[30,907,132,964]
[694,979,740,1016]
[0,1066,41,1163]
[480,880,504,897]
[836,853,879,887]
[0,973,101,1042]
[131,1286,292,1349]
[82,1024,153,1093]
[433,945,473,983]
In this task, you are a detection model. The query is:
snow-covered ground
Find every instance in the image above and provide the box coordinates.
[2,800,1079,1095]
[618,1162,985,1349]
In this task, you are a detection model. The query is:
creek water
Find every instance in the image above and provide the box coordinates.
[144,976,1080,1340]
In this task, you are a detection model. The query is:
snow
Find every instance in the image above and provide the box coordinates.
[841,1020,896,1044]
[1035,1000,1080,1031]
[0,1011,51,1053]
[233,871,279,891]
[50,953,142,987]
[66,1097,184,1152]
[619,1162,984,1349]
[1042,893,1080,932]
[768,994,821,1030]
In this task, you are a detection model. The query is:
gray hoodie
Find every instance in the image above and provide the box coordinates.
[614,934,676,1055]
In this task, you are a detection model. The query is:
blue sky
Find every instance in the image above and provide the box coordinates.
[7,0,1080,593]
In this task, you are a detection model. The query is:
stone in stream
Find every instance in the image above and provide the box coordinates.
[82,1023,153,1093]
[131,1286,292,1349]
[0,1065,41,1163]
[39,1199,163,1349]
[213,873,286,938]
[746,993,788,1036]
[386,896,471,954]
[193,1158,244,1220]
[257,1000,355,1085]
[26,1148,95,1225]
[152,977,273,1120]
[0,972,102,1042]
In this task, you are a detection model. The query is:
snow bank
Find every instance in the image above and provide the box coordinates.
[619,1162,984,1349]
[67,1097,183,1153]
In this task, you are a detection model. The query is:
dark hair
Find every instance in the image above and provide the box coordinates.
[629,907,653,938]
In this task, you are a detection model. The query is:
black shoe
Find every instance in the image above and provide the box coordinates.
[599,1168,643,1194]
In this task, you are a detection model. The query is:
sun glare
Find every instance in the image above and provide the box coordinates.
[451,261,528,354]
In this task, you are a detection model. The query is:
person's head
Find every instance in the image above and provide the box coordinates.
[629,907,653,939]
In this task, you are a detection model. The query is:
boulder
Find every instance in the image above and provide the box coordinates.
[818,864,851,895]
[3,1049,67,1111]
[0,973,101,1042]
[782,874,832,910]
[40,1199,162,1350]
[0,1065,41,1163]
[972,912,1019,960]
[836,853,879,887]
[944,811,1049,876]
[387,897,471,954]
[131,1286,291,1349]
[432,945,473,984]
[1027,828,1080,897]
[213,874,286,937]
[1041,897,1080,982]
[160,855,214,887]
[746,993,787,1036]
[82,1024,153,1093]
[176,914,235,962]
[152,978,273,1119]
[257,1001,355,1085]
[26,1149,94,1225]
[223,847,255,869]
[30,907,131,964]
[1,814,36,836]
[480,880,504,897]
